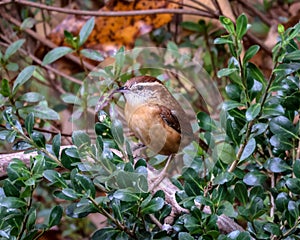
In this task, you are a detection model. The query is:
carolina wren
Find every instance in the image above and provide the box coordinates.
[117,76,195,155]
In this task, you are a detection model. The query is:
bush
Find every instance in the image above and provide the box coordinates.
[0,14,300,239]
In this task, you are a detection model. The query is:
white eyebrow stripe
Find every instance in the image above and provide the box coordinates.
[135,82,162,87]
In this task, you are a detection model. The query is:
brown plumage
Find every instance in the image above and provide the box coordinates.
[118,75,196,155]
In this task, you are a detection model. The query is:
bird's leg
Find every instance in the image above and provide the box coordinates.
[150,154,174,188]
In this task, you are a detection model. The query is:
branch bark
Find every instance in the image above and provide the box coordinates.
[1,148,246,234]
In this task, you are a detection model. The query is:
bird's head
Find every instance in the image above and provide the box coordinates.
[117,76,164,105]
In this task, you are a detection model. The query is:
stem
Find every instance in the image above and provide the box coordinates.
[89,197,137,239]
[2,0,216,18]
[16,186,34,240]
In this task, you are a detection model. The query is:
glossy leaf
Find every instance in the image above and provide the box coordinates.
[269,116,297,139]
[43,170,67,188]
[286,178,300,194]
[293,159,300,178]
[4,39,25,60]
[80,49,104,61]
[213,142,235,164]
[141,197,164,215]
[243,45,260,64]
[217,68,237,78]
[31,131,46,148]
[18,92,44,102]
[1,79,10,97]
[48,206,63,228]
[243,171,267,186]
[12,65,35,93]
[236,14,248,39]
[234,181,248,205]
[264,157,290,173]
[246,103,261,121]
[42,47,73,65]
[52,134,61,158]
[113,189,140,202]
[240,138,256,161]
[219,16,235,35]
[79,17,95,46]
[25,112,34,136]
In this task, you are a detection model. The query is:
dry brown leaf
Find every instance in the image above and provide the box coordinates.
[48,0,179,55]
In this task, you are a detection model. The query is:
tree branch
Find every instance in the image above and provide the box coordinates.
[1,0,216,18]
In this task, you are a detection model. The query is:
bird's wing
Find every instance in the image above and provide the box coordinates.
[157,105,181,134]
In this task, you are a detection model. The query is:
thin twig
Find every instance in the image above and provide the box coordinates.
[0,38,83,85]
[188,0,218,16]
[237,0,272,26]
[0,11,95,71]
[0,0,216,18]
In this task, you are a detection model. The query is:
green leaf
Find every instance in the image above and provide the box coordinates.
[222,100,245,111]
[270,135,293,150]
[42,47,73,65]
[181,21,204,32]
[80,49,104,61]
[61,93,81,104]
[243,45,260,64]
[48,206,63,228]
[236,13,248,39]
[288,201,299,219]
[178,232,194,240]
[18,92,45,102]
[52,134,61,158]
[269,116,297,139]
[286,178,300,194]
[225,83,241,101]
[213,142,235,164]
[234,181,248,205]
[6,62,19,71]
[240,138,256,161]
[275,192,289,211]
[4,39,25,60]
[1,78,10,97]
[26,209,37,230]
[251,123,268,137]
[72,130,91,154]
[20,17,36,29]
[43,170,67,188]
[294,159,300,178]
[213,37,234,45]
[3,179,20,197]
[263,223,281,236]
[91,228,120,240]
[73,173,96,198]
[0,197,27,208]
[197,112,217,131]
[31,131,46,148]
[111,118,124,146]
[285,50,300,61]
[247,63,266,87]
[217,68,237,78]
[19,104,60,120]
[141,197,164,215]
[213,172,234,185]
[245,103,261,121]
[113,189,141,202]
[12,65,35,93]
[243,171,267,186]
[25,112,34,135]
[219,16,235,35]
[264,157,290,173]
[79,17,95,46]
[61,148,80,170]
[61,188,81,200]
[32,155,45,175]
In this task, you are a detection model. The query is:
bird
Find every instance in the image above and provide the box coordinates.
[117,75,197,156]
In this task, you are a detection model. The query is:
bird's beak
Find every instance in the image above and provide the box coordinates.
[117,86,129,93]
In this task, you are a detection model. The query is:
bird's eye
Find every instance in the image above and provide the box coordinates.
[137,85,144,90]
